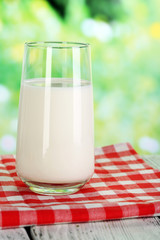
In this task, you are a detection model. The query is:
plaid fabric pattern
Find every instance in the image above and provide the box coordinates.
[0,142,160,229]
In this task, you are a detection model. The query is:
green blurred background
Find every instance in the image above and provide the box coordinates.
[0,0,160,154]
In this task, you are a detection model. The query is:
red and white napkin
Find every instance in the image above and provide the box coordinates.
[0,142,160,229]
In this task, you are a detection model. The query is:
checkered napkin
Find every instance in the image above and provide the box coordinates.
[0,143,160,229]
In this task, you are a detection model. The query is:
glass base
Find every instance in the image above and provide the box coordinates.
[22,178,87,195]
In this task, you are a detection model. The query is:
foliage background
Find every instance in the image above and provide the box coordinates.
[0,0,160,154]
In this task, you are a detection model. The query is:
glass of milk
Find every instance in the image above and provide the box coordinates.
[16,41,94,195]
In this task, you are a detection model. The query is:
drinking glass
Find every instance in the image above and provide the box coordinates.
[16,41,94,195]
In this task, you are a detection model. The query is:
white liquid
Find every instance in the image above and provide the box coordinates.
[16,79,94,184]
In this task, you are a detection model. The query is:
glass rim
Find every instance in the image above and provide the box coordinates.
[25,41,90,49]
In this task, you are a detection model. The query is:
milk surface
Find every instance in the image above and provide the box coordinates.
[16,79,94,183]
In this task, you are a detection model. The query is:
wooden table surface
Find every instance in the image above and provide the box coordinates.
[0,155,160,240]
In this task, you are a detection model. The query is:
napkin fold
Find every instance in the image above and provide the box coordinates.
[0,142,160,229]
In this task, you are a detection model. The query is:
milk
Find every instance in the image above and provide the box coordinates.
[16,79,94,184]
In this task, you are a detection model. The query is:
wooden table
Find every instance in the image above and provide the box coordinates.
[1,155,160,240]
